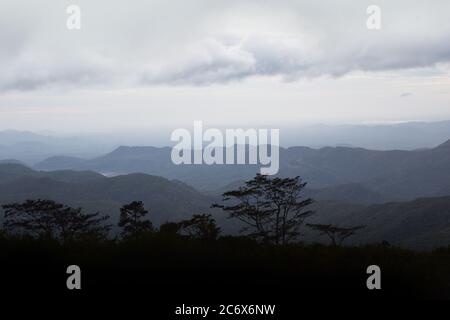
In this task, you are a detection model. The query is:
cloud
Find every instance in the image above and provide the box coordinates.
[1,0,450,91]
[141,33,450,85]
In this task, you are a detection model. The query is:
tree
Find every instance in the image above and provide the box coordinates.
[178,214,221,240]
[158,215,221,240]
[159,222,182,235]
[2,199,110,243]
[264,175,314,245]
[213,174,314,245]
[213,174,273,242]
[118,201,153,239]
[306,223,366,246]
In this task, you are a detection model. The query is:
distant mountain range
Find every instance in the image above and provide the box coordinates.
[280,139,450,200]
[282,120,450,149]
[34,139,450,201]
[0,130,116,163]
[2,120,450,163]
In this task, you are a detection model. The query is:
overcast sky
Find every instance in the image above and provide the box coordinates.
[0,0,449,133]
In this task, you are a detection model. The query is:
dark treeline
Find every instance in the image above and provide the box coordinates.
[1,199,222,243]
[1,174,450,301]
[0,174,364,246]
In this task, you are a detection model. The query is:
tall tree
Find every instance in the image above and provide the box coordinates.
[306,223,366,246]
[2,199,110,242]
[118,201,153,239]
[265,176,314,245]
[178,214,221,240]
[213,174,273,242]
[213,174,314,245]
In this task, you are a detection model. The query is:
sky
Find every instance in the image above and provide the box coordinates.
[0,0,450,133]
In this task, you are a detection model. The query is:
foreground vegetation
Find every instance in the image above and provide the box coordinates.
[1,233,450,300]
[1,174,449,300]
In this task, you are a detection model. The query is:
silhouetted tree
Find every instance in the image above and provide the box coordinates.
[306,223,365,246]
[213,174,273,242]
[214,174,314,245]
[2,199,110,242]
[265,175,314,245]
[159,222,181,235]
[118,201,153,239]
[178,214,221,240]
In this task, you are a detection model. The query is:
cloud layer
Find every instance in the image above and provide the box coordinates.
[1,0,450,91]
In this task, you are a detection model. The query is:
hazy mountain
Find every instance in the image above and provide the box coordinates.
[0,130,116,164]
[279,140,450,197]
[306,196,450,250]
[282,120,450,149]
[34,139,450,200]
[0,130,49,145]
[303,184,390,205]
[0,159,26,165]
[208,180,390,205]
[0,163,40,183]
[366,140,450,199]
[0,164,214,226]
[0,163,103,184]
[36,146,262,190]
[3,120,450,164]
[34,156,87,171]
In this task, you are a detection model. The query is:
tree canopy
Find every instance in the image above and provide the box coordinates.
[307,223,366,246]
[118,201,154,239]
[213,174,314,245]
[2,199,110,242]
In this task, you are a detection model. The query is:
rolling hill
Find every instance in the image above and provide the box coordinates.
[306,196,450,250]
[0,164,215,227]
[34,140,450,201]
[0,164,450,249]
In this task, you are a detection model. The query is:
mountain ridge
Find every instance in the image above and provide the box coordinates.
[0,163,449,249]
[33,139,450,198]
